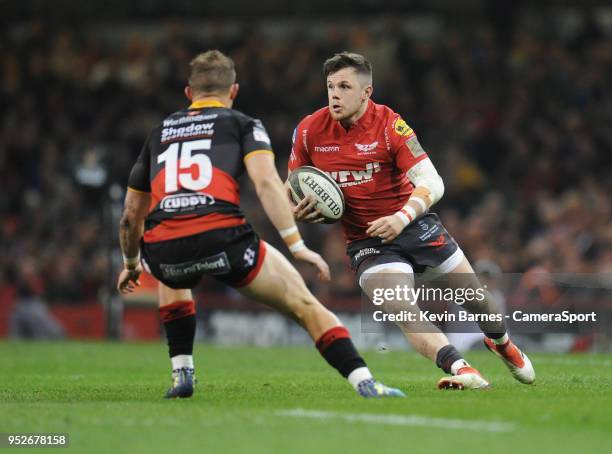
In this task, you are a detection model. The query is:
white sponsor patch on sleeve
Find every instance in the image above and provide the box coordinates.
[253,127,271,144]
[406,136,426,158]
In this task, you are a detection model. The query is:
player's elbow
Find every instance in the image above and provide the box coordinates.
[253,174,281,194]
[119,208,141,230]
[119,213,133,231]
[408,159,444,206]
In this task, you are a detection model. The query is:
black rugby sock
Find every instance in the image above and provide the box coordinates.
[315,326,367,378]
[436,344,465,374]
[160,300,196,359]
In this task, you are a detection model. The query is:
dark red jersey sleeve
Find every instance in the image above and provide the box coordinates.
[388,114,429,173]
[288,117,313,172]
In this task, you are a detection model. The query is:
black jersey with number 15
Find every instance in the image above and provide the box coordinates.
[127,100,274,243]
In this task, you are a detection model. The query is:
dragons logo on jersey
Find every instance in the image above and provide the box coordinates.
[392,117,413,137]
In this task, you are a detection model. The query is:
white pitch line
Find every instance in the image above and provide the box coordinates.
[276,408,516,433]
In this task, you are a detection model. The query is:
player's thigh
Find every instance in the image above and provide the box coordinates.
[436,255,486,291]
[358,259,415,298]
[238,242,323,319]
[359,259,418,314]
[447,255,474,274]
[158,282,193,307]
[359,260,446,338]
[141,236,200,305]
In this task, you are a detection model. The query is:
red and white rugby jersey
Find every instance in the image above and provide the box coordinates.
[128,100,274,243]
[288,100,428,243]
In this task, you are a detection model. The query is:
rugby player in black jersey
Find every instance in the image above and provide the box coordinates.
[116,50,404,399]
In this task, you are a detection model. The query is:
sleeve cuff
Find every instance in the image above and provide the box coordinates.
[127,187,150,194]
[243,149,274,162]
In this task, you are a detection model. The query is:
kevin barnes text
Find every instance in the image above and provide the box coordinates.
[372,311,502,323]
[372,310,598,324]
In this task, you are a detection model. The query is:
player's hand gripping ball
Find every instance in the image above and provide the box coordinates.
[288,166,345,224]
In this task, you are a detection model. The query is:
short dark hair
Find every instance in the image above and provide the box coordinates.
[188,50,236,95]
[323,52,372,82]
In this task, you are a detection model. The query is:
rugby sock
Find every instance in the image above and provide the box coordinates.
[436,344,465,374]
[159,300,197,367]
[450,359,470,375]
[315,326,370,389]
[488,332,509,345]
[171,354,194,370]
[347,367,373,390]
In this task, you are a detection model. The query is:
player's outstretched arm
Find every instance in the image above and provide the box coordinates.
[245,153,330,281]
[117,189,151,294]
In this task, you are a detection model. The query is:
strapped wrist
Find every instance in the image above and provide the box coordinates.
[395,206,416,227]
[410,196,428,212]
[123,253,141,269]
[289,239,306,254]
[279,225,304,253]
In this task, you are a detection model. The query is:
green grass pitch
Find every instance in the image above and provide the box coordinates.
[0,342,610,453]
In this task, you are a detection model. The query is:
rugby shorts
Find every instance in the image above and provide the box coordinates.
[347,213,464,285]
[141,223,266,289]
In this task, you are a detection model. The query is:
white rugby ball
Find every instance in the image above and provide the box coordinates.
[288,166,345,223]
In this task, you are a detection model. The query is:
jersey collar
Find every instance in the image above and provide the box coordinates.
[339,99,376,132]
[189,100,226,109]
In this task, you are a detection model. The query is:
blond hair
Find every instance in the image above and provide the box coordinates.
[188,50,236,95]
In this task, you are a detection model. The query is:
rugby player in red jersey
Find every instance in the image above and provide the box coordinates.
[288,52,535,389]
[116,50,404,398]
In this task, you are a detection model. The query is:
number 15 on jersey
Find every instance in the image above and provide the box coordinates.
[157,139,213,193]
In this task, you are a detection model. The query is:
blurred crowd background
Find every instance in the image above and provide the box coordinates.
[1,1,611,340]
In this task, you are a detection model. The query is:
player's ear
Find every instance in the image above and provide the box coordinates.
[363,84,373,101]
[185,86,193,102]
[229,83,239,100]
